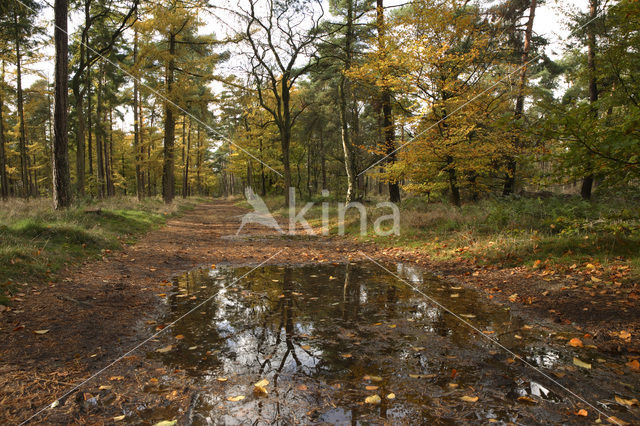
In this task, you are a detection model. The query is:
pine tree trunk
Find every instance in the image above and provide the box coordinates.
[133,27,144,200]
[14,13,29,198]
[581,0,598,200]
[162,33,176,203]
[95,67,105,197]
[0,62,8,201]
[182,117,191,198]
[87,63,93,176]
[52,0,71,209]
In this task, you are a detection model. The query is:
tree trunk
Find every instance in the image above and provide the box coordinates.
[87,63,93,176]
[133,27,144,200]
[339,0,358,203]
[95,67,105,197]
[0,62,8,200]
[376,0,400,203]
[106,108,115,196]
[52,0,72,209]
[503,0,537,196]
[162,32,176,203]
[447,157,461,207]
[196,124,202,195]
[14,13,29,198]
[182,117,191,198]
[581,0,598,200]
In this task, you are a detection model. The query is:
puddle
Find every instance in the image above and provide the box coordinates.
[144,262,640,424]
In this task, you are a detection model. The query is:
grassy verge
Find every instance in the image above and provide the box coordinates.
[0,196,199,304]
[237,194,640,280]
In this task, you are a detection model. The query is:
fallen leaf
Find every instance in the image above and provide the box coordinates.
[297,384,308,391]
[387,393,396,399]
[98,385,112,390]
[573,357,591,369]
[340,353,352,359]
[365,385,379,391]
[626,359,640,371]
[607,416,630,425]
[450,293,459,298]
[364,395,381,404]
[590,276,602,283]
[227,395,245,402]
[568,338,583,348]
[216,377,228,382]
[517,396,538,404]
[619,330,631,340]
[34,329,49,335]
[615,395,639,406]
[254,379,269,388]
[156,345,173,353]
[253,385,268,396]
[109,376,124,381]
[113,415,125,421]
[153,420,177,426]
[460,395,479,403]
[301,345,311,350]
[175,335,184,340]
[574,409,588,417]
[508,293,518,302]
[409,374,436,379]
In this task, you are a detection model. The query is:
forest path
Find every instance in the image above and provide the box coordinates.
[1,200,638,424]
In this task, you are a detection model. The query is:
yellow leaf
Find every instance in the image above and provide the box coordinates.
[460,395,479,402]
[216,377,228,382]
[253,385,268,396]
[99,385,112,390]
[365,395,381,404]
[387,393,396,400]
[365,385,379,390]
[619,330,631,340]
[573,357,591,369]
[254,379,269,388]
[227,395,245,402]
[508,293,518,302]
[113,415,125,421]
[156,345,173,353]
[109,376,124,381]
[301,345,311,350]
[34,329,49,335]
[175,335,185,340]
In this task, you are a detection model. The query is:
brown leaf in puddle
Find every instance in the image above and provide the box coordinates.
[364,395,381,404]
[517,396,538,404]
[300,345,311,350]
[227,395,245,402]
[460,395,479,403]
[568,338,583,348]
[254,379,269,388]
[253,385,268,396]
[365,385,379,391]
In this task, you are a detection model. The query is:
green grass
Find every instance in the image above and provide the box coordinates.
[238,194,640,280]
[0,196,199,303]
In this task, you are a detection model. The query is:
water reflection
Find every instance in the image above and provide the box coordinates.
[143,262,637,424]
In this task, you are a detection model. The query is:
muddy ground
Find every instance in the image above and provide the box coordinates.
[0,200,638,424]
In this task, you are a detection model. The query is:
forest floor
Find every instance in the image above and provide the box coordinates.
[0,199,638,424]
